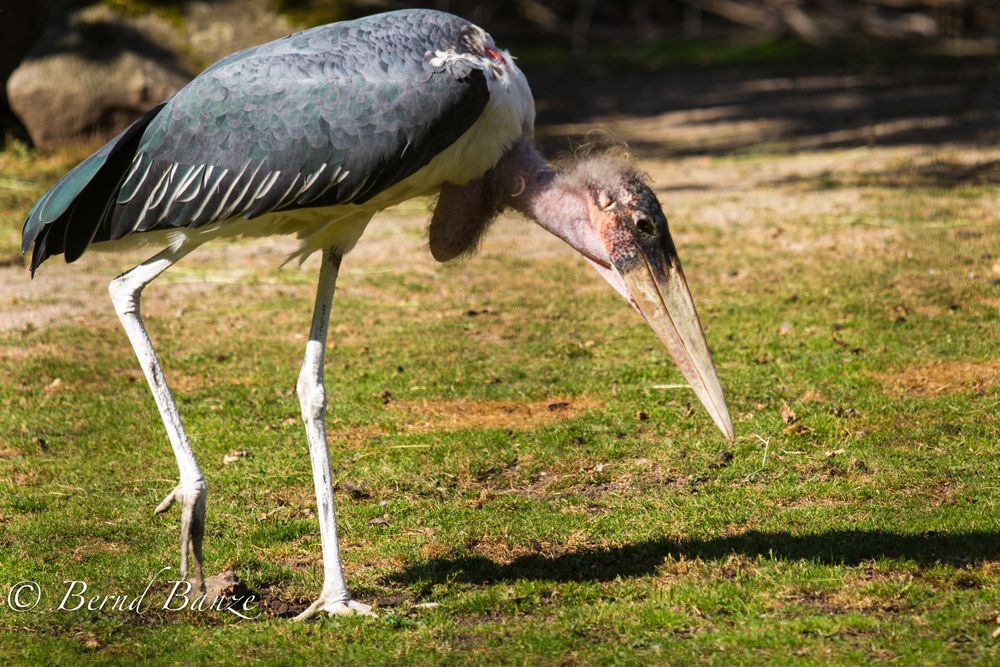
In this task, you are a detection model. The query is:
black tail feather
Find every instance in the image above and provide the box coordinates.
[23,103,166,275]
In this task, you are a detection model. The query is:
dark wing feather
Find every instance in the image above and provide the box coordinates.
[21,104,165,274]
[109,10,490,239]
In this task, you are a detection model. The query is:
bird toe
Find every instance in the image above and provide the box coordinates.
[153,480,208,589]
[293,597,375,621]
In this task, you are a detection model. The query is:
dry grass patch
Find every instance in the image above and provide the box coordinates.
[773,588,909,615]
[877,359,1000,397]
[69,540,131,563]
[466,533,592,565]
[388,396,604,433]
[0,342,65,363]
[255,487,318,518]
[3,470,39,486]
[777,566,920,617]
[319,397,603,451]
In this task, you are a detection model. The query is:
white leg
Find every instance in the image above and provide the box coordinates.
[109,245,208,592]
[293,249,372,621]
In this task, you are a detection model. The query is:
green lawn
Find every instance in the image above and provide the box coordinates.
[0,81,998,664]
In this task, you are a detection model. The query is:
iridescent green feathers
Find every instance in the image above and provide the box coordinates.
[21,105,165,274]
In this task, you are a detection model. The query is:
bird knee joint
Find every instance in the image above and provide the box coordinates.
[296,377,326,419]
[109,276,142,316]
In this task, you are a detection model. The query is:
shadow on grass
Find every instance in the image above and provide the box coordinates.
[525,47,999,159]
[391,530,1000,585]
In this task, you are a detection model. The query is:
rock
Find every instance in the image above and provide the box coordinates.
[202,570,256,607]
[7,4,190,149]
[185,0,296,68]
[0,1,46,136]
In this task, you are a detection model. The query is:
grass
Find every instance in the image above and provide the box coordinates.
[0,96,998,664]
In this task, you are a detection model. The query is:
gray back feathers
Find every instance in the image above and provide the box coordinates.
[23,9,496,270]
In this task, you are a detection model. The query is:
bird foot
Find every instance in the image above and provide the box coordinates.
[154,479,208,593]
[293,596,374,621]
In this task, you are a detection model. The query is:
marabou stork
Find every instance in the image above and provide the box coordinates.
[21,9,733,620]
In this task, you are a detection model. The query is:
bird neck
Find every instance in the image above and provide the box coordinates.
[492,140,608,265]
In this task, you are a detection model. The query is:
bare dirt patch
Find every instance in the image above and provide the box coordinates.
[877,359,1000,397]
[388,396,603,432]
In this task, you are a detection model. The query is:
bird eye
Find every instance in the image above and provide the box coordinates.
[635,217,655,236]
[484,47,505,64]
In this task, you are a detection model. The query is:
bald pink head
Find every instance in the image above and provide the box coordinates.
[431,140,734,441]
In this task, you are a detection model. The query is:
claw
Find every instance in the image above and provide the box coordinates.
[154,489,176,515]
[293,597,374,622]
[155,481,208,594]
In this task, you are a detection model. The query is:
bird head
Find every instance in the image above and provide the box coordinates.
[435,141,734,442]
[559,157,734,442]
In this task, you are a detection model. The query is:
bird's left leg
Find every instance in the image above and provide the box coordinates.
[108,245,208,592]
[294,249,373,621]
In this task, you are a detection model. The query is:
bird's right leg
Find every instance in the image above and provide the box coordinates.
[108,246,208,592]
[293,249,372,621]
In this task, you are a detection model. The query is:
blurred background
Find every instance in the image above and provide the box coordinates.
[1,0,997,152]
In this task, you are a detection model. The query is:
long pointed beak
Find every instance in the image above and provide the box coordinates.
[614,239,734,442]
